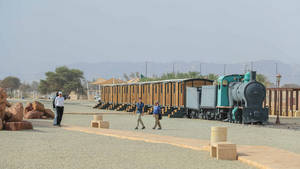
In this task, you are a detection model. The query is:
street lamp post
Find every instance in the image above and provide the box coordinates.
[275,74,282,125]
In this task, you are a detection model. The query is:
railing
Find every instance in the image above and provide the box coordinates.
[265,88,300,117]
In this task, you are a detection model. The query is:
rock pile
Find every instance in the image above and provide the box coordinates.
[0,88,33,131]
[24,101,54,119]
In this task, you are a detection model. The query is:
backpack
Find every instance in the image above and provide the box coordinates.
[158,106,162,120]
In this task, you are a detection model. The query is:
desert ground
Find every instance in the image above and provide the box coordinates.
[1,99,300,169]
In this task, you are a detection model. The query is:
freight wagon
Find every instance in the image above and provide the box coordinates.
[96,78,213,117]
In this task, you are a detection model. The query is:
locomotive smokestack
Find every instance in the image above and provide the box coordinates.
[250,71,256,81]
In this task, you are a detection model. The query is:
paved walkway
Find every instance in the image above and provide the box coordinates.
[63,125,300,169]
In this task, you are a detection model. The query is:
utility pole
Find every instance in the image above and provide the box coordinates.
[86,79,89,100]
[275,63,281,125]
[199,63,202,75]
[145,61,148,78]
[172,63,175,74]
[223,64,226,75]
[250,62,253,71]
[244,64,248,73]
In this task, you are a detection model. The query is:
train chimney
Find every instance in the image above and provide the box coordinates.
[250,71,256,81]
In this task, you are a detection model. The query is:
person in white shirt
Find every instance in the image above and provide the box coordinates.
[55,91,65,127]
[52,92,59,126]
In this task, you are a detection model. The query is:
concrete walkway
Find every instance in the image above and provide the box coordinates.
[63,125,300,169]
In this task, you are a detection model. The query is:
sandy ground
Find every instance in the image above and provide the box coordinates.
[0,122,254,169]
[59,114,300,154]
[2,99,300,169]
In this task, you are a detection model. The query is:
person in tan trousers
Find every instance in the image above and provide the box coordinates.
[152,102,162,130]
[135,97,145,130]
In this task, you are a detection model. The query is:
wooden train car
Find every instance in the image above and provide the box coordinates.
[99,78,213,116]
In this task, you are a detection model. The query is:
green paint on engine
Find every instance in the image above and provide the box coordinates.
[232,107,238,121]
[244,72,251,83]
[217,74,243,107]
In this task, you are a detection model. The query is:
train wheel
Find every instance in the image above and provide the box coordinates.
[191,111,197,119]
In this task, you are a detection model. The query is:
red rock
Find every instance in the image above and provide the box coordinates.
[0,119,3,130]
[44,109,54,119]
[32,101,45,112]
[4,121,33,131]
[24,102,33,114]
[0,88,8,120]
[41,115,48,119]
[24,110,43,119]
[5,102,24,122]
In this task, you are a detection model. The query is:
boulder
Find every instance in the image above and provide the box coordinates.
[0,88,8,120]
[0,106,5,121]
[41,115,48,119]
[4,121,33,131]
[32,101,45,112]
[44,109,54,119]
[24,102,33,114]
[5,102,24,122]
[0,119,3,130]
[24,110,43,119]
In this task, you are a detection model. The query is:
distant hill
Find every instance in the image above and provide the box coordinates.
[1,60,299,85]
[69,60,300,85]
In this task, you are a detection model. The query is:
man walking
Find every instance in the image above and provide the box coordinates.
[52,92,59,126]
[55,91,64,127]
[152,102,162,130]
[135,97,145,130]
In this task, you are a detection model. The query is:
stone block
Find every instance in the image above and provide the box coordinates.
[90,120,109,129]
[210,142,237,160]
[211,127,227,144]
[93,115,103,121]
[99,121,109,129]
[210,145,217,157]
[91,120,100,128]
[4,121,33,131]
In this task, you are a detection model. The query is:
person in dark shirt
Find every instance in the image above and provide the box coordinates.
[53,92,59,126]
[135,97,145,130]
[152,101,162,130]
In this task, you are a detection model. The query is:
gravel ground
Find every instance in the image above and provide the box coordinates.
[59,114,300,154]
[0,120,254,169]
[4,98,300,168]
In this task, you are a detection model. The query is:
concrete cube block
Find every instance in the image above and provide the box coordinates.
[217,143,237,160]
[93,115,103,121]
[91,120,109,129]
[211,127,227,144]
[210,146,217,157]
[99,121,109,129]
[91,120,100,128]
[210,142,237,160]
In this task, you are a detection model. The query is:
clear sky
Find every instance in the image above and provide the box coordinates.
[0,0,300,67]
